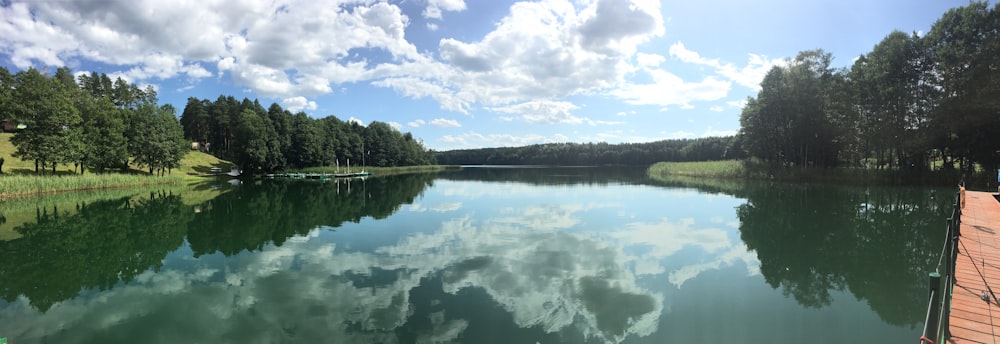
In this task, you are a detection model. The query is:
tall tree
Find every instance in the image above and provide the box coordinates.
[850,31,933,169]
[739,50,843,167]
[77,96,128,173]
[9,68,82,174]
[232,108,282,174]
[923,1,1000,173]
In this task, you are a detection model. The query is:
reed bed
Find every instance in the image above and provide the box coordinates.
[0,174,184,199]
[647,159,970,187]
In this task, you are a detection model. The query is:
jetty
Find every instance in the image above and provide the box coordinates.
[264,171,372,180]
[921,190,1000,344]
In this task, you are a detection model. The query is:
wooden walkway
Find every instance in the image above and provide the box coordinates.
[950,191,1000,343]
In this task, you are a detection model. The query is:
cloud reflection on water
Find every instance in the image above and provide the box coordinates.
[0,196,757,344]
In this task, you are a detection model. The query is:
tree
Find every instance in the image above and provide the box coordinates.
[130,104,187,176]
[9,68,83,174]
[232,108,282,174]
[0,67,15,123]
[850,31,933,169]
[180,97,211,147]
[923,1,1000,173]
[288,112,323,168]
[739,50,843,167]
[76,95,128,173]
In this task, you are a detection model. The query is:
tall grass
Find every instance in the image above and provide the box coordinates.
[0,174,184,199]
[647,160,747,179]
[648,159,970,187]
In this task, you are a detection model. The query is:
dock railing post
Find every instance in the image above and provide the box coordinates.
[923,272,942,342]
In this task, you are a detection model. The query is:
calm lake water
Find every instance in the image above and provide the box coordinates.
[0,167,951,343]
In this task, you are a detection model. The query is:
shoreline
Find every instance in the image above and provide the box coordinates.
[647,160,978,188]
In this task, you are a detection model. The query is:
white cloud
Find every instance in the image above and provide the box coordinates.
[709,106,724,112]
[727,99,748,109]
[408,119,426,128]
[611,69,731,108]
[372,77,472,114]
[668,41,784,91]
[702,127,737,137]
[660,127,735,140]
[662,130,696,140]
[281,96,317,113]
[424,0,467,19]
[1,0,671,119]
[430,118,462,128]
[388,121,403,130]
[636,52,665,67]
[488,100,582,125]
[427,0,664,110]
[426,22,439,31]
[0,1,422,99]
[438,131,568,149]
[347,117,366,126]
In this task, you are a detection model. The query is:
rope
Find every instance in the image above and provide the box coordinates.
[959,225,999,344]
[983,220,1000,344]
[959,238,999,305]
[934,227,950,273]
[919,335,934,344]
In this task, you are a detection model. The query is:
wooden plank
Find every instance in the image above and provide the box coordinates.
[949,191,1000,344]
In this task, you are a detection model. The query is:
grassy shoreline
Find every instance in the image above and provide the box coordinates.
[648,160,975,187]
[0,174,185,199]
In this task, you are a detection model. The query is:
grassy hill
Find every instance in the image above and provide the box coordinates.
[1,132,231,178]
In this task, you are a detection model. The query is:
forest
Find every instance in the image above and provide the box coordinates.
[740,2,999,172]
[179,96,435,174]
[435,136,742,166]
[0,66,436,176]
[440,2,1000,173]
[0,67,186,175]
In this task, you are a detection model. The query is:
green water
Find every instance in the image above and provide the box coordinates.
[0,167,951,343]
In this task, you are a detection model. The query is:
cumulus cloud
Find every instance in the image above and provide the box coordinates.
[661,127,737,140]
[0,0,421,100]
[611,69,731,108]
[408,119,426,128]
[668,41,784,90]
[424,0,467,19]
[636,52,665,67]
[281,96,317,112]
[727,99,748,109]
[0,0,678,119]
[430,118,462,128]
[488,100,583,125]
[439,131,569,149]
[388,121,403,130]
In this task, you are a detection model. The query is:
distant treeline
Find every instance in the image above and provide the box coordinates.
[180,96,435,174]
[0,67,186,175]
[435,136,743,165]
[740,2,1000,172]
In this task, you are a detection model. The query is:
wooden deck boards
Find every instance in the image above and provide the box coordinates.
[949,191,1000,344]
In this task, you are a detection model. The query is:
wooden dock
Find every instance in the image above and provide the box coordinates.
[264,171,372,180]
[949,191,1000,343]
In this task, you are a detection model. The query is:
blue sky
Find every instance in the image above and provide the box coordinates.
[0,0,980,150]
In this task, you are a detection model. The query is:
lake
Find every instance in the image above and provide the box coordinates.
[0,167,951,343]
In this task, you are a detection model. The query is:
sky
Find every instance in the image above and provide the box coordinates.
[0,0,985,151]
